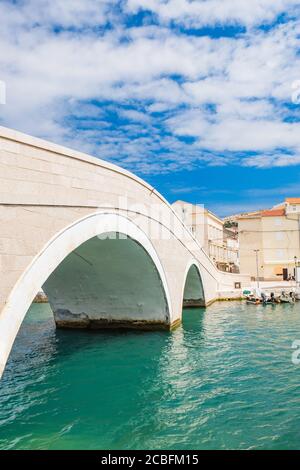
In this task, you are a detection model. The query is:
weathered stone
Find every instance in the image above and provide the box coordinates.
[54,310,90,329]
[183,299,206,308]
[56,316,180,331]
[33,291,48,303]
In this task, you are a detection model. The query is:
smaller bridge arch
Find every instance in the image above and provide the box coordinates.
[182,261,206,308]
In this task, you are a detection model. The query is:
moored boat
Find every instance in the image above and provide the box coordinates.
[279,291,296,304]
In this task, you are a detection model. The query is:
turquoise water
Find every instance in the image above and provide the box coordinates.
[1,301,300,450]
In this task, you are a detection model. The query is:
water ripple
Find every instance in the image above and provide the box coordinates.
[1,301,300,449]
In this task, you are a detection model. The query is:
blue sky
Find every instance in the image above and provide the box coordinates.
[0,0,300,216]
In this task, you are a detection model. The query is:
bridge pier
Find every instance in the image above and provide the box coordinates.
[53,311,171,330]
[183,299,206,308]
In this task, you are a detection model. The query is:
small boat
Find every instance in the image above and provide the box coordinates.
[280,298,294,304]
[261,292,277,305]
[245,291,279,306]
[243,290,252,296]
[294,289,300,301]
[279,291,295,304]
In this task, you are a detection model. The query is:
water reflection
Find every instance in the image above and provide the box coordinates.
[1,301,300,450]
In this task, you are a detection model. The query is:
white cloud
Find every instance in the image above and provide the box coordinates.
[126,0,299,28]
[0,0,299,174]
[243,152,300,168]
[198,120,300,152]
[1,0,111,32]
[118,108,152,123]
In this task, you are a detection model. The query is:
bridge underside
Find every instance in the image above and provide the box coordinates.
[183,264,205,308]
[43,234,170,330]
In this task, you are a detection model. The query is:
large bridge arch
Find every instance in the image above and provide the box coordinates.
[0,212,172,377]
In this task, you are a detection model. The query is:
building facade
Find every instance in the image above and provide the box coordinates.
[172,201,239,272]
[238,198,300,280]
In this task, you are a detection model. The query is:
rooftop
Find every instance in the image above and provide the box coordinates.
[261,208,285,217]
[286,198,300,204]
[236,211,263,220]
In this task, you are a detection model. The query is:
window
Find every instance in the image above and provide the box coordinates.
[275,218,282,226]
[275,232,284,241]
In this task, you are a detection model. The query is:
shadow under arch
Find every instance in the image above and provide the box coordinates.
[0,213,172,378]
[182,262,205,309]
[43,234,170,330]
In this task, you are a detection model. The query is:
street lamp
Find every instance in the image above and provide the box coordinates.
[294,256,298,285]
[254,249,260,289]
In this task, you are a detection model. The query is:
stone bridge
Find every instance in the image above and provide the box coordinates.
[0,126,250,377]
